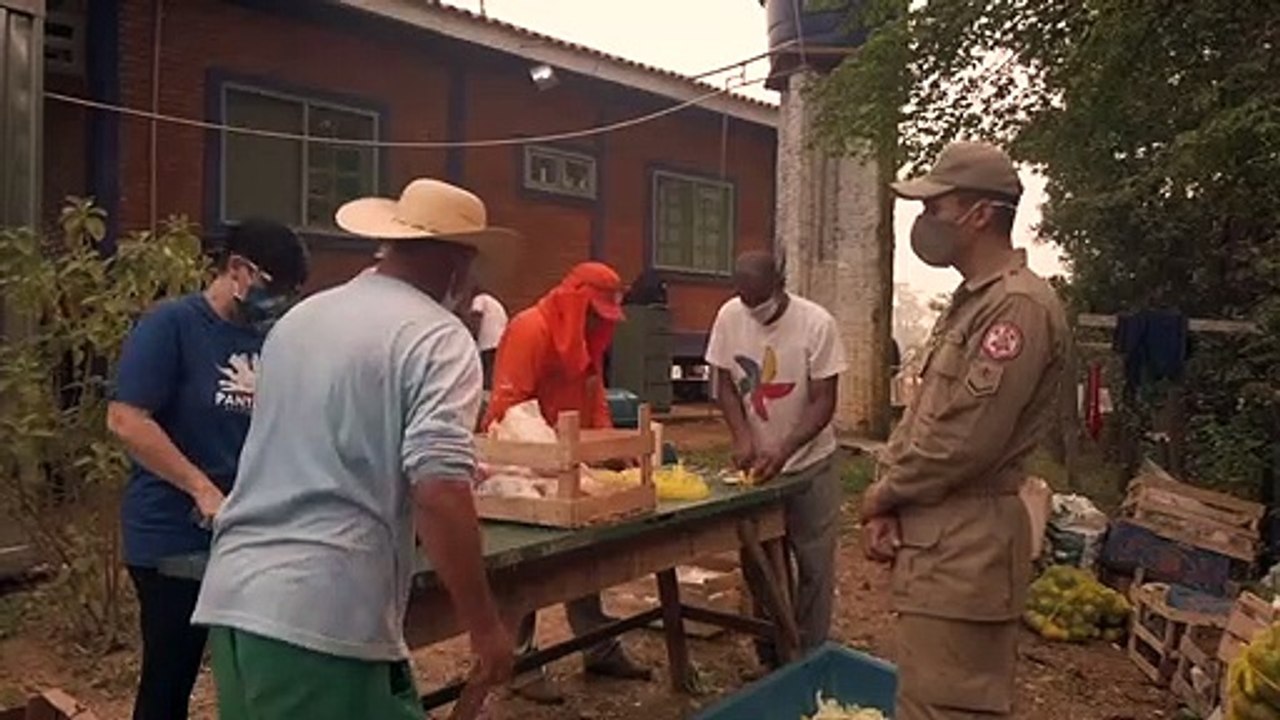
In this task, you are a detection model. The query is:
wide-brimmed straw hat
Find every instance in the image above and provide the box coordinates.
[335,178,521,284]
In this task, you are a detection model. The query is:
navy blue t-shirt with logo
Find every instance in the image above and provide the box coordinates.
[115,293,263,568]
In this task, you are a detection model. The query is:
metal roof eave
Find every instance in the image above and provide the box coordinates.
[333,0,779,129]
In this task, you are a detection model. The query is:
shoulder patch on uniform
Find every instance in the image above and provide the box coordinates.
[981,322,1023,361]
[966,360,1004,397]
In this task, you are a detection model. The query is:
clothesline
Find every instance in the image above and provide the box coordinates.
[45,74,769,150]
[1076,313,1261,336]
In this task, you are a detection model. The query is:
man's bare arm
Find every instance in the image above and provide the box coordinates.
[107,401,224,515]
[715,369,756,470]
[782,375,838,460]
[414,480,500,630]
[413,479,513,683]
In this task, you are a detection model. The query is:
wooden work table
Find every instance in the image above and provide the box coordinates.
[410,474,808,709]
[157,473,810,711]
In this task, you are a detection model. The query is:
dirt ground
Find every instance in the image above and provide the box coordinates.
[0,420,1180,719]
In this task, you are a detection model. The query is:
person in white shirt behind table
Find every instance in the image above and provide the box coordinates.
[466,288,509,390]
[705,250,848,673]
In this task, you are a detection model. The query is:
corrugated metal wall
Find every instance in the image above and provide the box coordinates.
[0,1,42,577]
[0,0,43,230]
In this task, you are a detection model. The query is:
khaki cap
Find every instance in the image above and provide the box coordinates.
[891,142,1023,201]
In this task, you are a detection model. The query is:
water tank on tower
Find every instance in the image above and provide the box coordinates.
[762,0,868,89]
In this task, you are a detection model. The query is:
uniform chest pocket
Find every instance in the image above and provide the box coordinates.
[926,331,968,380]
[918,331,969,419]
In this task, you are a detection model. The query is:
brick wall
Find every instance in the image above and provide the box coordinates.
[600,106,775,335]
[99,0,775,338]
[43,74,89,230]
[116,0,451,231]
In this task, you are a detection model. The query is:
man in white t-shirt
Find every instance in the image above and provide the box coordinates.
[467,289,508,389]
[705,250,848,670]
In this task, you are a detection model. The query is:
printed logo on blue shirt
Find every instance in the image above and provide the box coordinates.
[215,352,258,413]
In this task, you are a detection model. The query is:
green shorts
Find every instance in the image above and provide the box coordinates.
[209,626,422,720]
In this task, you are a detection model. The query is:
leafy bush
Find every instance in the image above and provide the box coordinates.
[0,199,204,649]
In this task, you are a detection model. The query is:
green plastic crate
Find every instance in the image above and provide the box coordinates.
[695,643,897,720]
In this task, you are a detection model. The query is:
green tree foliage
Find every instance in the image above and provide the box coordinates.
[0,200,205,648]
[812,0,1280,493]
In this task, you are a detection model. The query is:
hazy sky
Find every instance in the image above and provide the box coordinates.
[443,0,1065,299]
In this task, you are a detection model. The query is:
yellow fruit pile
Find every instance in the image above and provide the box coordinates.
[1023,565,1131,643]
[589,464,711,501]
[1226,622,1280,720]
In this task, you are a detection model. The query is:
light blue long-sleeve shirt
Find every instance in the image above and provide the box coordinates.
[192,272,481,661]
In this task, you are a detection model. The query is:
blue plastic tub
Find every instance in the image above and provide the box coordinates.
[695,643,897,720]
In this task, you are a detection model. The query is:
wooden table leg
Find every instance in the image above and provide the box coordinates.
[737,521,800,662]
[764,538,797,643]
[655,568,692,691]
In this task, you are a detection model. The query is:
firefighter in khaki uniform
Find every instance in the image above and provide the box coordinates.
[860,142,1069,720]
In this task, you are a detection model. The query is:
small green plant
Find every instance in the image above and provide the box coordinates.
[839,453,876,495]
[0,198,205,650]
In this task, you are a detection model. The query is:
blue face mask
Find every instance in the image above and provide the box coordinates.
[237,284,292,334]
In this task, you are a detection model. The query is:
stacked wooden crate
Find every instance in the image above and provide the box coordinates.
[1128,582,1228,686]
[1216,591,1277,698]
[1172,625,1224,716]
[1121,461,1264,564]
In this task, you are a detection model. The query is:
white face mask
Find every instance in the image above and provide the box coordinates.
[440,283,461,313]
[748,293,783,325]
[439,267,470,312]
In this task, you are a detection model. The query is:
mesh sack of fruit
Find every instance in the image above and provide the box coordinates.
[1226,622,1280,720]
[1023,565,1131,643]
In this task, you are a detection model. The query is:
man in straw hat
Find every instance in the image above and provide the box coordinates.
[193,179,518,719]
[858,142,1070,720]
[480,261,653,704]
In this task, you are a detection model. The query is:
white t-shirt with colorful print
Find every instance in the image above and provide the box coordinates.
[705,294,848,475]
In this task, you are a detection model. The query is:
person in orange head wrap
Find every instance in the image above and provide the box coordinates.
[482,262,652,704]
[483,261,623,431]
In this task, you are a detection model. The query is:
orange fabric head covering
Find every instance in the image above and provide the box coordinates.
[536,262,625,377]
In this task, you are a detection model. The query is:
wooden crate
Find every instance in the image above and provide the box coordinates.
[1128,583,1228,686]
[1217,591,1276,667]
[1171,626,1223,717]
[0,689,102,720]
[1122,461,1263,562]
[611,553,745,638]
[475,406,657,528]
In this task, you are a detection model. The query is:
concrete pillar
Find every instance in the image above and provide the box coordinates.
[775,72,893,438]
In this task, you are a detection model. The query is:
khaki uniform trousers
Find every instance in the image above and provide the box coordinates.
[895,613,1018,720]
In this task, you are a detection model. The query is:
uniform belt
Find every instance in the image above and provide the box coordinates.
[953,469,1024,498]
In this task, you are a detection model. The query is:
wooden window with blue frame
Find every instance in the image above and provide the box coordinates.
[651,170,735,276]
[220,83,380,230]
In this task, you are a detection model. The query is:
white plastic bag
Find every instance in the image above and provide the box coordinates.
[1048,493,1109,569]
[489,400,556,443]
[1020,477,1053,560]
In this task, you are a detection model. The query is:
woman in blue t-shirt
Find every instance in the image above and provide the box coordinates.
[108,220,308,720]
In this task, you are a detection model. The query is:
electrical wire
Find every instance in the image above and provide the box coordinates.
[686,39,796,82]
[44,74,770,150]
